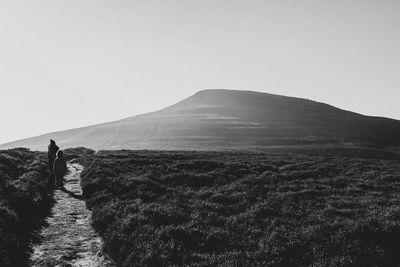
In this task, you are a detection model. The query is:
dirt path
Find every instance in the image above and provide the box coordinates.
[30,163,114,267]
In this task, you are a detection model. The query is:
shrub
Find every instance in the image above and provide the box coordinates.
[81,149,400,266]
[0,148,51,267]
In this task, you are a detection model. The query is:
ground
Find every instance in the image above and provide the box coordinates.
[30,163,113,267]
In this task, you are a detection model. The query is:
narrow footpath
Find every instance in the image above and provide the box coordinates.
[30,163,114,267]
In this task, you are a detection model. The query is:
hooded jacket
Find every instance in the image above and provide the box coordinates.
[48,140,59,160]
[53,150,67,175]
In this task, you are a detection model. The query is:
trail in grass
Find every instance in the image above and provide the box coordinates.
[30,163,114,267]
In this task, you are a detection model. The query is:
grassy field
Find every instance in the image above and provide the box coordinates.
[80,148,400,266]
[0,148,52,267]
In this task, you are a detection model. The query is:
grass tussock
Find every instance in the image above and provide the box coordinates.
[81,150,400,266]
[0,148,52,267]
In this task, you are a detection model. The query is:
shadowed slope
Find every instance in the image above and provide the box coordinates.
[2,89,400,150]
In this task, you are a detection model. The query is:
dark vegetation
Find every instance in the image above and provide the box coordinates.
[63,147,95,165]
[0,148,51,267]
[80,148,400,266]
[263,145,400,160]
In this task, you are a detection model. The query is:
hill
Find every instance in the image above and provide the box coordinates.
[2,89,400,151]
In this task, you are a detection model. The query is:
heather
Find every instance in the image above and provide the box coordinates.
[81,149,400,266]
[0,148,52,267]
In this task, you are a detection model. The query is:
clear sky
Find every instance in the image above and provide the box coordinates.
[1,0,399,144]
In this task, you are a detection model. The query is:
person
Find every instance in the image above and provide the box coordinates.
[47,139,59,172]
[53,150,67,189]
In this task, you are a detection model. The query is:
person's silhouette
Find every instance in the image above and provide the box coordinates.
[53,150,67,189]
[47,139,59,172]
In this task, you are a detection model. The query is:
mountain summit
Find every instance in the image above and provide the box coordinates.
[2,89,400,151]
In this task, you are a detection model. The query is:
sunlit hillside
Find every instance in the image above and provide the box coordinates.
[2,90,400,151]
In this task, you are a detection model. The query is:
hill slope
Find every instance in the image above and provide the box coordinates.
[2,89,400,151]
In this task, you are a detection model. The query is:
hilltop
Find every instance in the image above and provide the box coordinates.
[2,89,400,150]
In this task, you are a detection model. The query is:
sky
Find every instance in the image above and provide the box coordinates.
[1,0,400,144]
